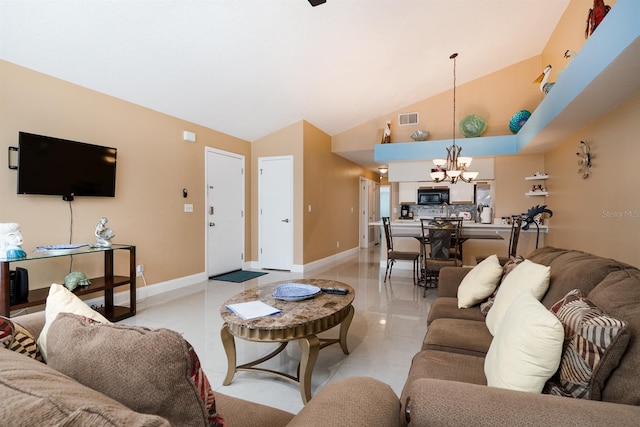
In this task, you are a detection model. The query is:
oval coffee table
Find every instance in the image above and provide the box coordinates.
[220,278,355,403]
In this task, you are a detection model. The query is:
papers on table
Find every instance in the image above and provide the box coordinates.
[225,300,281,320]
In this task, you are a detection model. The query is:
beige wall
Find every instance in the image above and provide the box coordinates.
[303,121,367,263]
[333,55,544,152]
[544,92,640,267]
[1,60,252,289]
[252,120,377,266]
[251,121,305,265]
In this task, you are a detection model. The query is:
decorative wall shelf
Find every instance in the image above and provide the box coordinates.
[525,175,548,181]
[525,191,548,197]
[373,0,640,164]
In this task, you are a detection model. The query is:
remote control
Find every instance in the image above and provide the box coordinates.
[321,287,349,295]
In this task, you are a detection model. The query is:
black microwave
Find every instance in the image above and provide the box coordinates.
[417,188,449,205]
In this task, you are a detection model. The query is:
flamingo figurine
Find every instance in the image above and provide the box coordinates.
[533,65,555,95]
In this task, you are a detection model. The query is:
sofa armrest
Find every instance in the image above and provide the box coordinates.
[11,311,46,340]
[405,378,640,426]
[287,377,400,427]
[436,267,472,298]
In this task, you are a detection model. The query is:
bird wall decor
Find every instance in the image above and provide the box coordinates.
[533,65,555,95]
[577,140,592,179]
[586,0,611,38]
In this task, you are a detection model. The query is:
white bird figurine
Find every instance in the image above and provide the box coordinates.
[533,65,555,95]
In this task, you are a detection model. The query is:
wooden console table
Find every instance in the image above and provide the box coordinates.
[0,244,136,322]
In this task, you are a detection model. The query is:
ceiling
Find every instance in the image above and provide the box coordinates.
[0,0,570,169]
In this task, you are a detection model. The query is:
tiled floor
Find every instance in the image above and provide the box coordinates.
[119,246,435,415]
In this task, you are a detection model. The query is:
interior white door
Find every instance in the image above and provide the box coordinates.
[206,148,244,277]
[259,156,293,270]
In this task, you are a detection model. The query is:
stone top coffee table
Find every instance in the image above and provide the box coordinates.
[220,278,355,403]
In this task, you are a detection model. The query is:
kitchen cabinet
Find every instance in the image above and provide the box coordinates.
[449,182,475,204]
[398,182,418,203]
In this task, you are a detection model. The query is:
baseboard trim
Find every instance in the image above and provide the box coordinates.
[244,247,360,273]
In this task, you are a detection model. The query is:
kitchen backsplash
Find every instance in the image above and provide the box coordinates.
[406,204,479,221]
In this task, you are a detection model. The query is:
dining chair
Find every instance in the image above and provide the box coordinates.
[420,218,462,292]
[382,217,420,285]
[475,215,523,266]
[434,216,463,261]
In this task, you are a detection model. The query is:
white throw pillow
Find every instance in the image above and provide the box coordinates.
[457,254,504,308]
[485,259,550,336]
[484,290,564,393]
[36,283,109,361]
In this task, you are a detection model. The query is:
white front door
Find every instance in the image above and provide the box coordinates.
[259,156,293,270]
[206,148,244,277]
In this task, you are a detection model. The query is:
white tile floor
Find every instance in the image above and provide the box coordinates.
[119,246,435,415]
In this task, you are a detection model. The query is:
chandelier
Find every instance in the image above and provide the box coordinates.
[430,53,478,184]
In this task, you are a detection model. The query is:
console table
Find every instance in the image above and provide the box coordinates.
[0,244,136,322]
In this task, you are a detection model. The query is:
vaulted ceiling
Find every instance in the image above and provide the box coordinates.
[0,0,570,162]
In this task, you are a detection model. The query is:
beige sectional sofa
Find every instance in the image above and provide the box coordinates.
[402,247,640,426]
[0,310,401,426]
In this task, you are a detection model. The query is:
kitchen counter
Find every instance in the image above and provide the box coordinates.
[372,219,548,266]
[371,220,548,233]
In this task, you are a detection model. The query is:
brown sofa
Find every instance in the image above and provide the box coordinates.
[0,311,401,427]
[401,247,640,426]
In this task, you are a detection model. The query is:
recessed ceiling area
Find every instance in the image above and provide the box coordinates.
[0,0,570,169]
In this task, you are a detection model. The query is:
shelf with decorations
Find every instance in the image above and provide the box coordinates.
[525,173,548,197]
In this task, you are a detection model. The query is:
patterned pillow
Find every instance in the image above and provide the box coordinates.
[480,256,524,316]
[0,316,43,362]
[544,289,630,399]
[46,313,225,426]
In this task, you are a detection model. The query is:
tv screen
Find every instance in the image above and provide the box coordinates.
[17,132,117,199]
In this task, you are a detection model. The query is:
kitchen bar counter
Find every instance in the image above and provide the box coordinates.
[370,220,548,233]
[372,219,548,267]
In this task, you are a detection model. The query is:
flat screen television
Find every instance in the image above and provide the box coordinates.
[17,132,117,200]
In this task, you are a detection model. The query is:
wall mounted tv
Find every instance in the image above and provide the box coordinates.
[17,132,117,200]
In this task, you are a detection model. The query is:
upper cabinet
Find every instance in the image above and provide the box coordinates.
[375,0,640,163]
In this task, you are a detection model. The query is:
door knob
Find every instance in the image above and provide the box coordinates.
[209,222,215,227]
[281,218,290,223]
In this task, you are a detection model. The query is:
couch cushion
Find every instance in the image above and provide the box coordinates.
[288,377,400,427]
[46,313,225,427]
[527,247,630,309]
[422,318,492,356]
[485,260,550,336]
[0,347,169,426]
[480,256,525,316]
[0,316,42,361]
[544,289,629,400]
[587,269,640,405]
[457,255,503,308]
[484,290,564,393]
[401,349,486,413]
[215,393,294,427]
[427,297,485,325]
[37,283,109,361]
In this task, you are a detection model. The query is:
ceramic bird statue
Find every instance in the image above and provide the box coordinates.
[586,0,611,38]
[533,65,555,95]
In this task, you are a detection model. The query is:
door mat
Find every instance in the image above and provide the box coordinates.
[209,270,268,283]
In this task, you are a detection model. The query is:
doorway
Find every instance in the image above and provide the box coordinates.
[258,156,293,270]
[359,177,380,248]
[205,148,245,277]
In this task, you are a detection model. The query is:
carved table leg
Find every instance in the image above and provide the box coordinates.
[298,334,320,404]
[220,323,237,385]
[339,305,355,354]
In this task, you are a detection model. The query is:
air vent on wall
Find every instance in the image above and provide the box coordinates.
[398,112,419,126]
